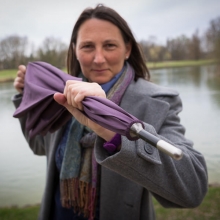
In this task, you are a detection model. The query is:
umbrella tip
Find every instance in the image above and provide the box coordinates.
[157,140,183,160]
[172,152,183,160]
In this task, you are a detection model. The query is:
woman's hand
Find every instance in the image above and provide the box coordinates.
[13,65,26,93]
[54,80,115,141]
[63,80,106,110]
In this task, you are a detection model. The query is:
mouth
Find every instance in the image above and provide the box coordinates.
[93,69,108,72]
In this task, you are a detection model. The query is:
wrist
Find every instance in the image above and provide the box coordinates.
[93,125,115,141]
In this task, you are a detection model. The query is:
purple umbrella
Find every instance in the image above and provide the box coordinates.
[13,62,183,160]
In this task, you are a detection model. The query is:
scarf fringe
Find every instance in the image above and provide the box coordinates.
[60,179,97,220]
[59,63,134,220]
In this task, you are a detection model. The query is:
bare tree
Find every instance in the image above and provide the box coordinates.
[0,35,28,69]
[37,37,68,68]
[206,16,220,63]
[188,30,201,60]
[139,36,170,62]
[166,35,191,60]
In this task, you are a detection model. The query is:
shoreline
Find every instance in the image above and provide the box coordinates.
[0,184,219,209]
[0,78,15,83]
[208,182,220,187]
[0,59,218,83]
[147,59,218,70]
[1,186,220,220]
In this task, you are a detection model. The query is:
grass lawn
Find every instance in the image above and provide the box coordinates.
[0,186,219,220]
[154,185,220,220]
[147,59,217,69]
[0,69,16,82]
[0,205,40,220]
[0,59,218,83]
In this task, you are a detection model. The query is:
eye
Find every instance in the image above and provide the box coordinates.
[83,44,92,48]
[105,44,116,49]
[81,44,94,50]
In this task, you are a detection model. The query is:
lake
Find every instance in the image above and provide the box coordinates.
[0,64,219,207]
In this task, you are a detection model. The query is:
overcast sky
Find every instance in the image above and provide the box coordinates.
[1,0,220,47]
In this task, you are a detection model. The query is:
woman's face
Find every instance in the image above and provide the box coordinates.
[75,18,131,84]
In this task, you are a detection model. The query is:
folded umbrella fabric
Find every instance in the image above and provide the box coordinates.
[13,62,81,137]
[13,61,183,160]
[82,96,142,140]
[13,61,143,139]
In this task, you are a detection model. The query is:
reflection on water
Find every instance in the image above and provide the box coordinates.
[0,65,220,207]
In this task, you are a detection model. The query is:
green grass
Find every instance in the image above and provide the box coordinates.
[0,68,67,82]
[147,59,217,69]
[0,205,40,220]
[154,185,220,220]
[0,59,218,83]
[0,69,16,82]
[0,186,219,220]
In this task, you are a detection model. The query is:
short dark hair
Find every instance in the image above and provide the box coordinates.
[67,4,150,81]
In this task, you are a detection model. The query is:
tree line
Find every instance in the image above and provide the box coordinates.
[0,16,219,70]
[140,16,220,63]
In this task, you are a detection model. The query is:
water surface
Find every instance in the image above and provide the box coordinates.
[0,65,219,207]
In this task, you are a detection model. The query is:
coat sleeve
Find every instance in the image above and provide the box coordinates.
[94,93,208,208]
[12,94,46,156]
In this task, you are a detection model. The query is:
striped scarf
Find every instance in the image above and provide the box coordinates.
[59,62,134,219]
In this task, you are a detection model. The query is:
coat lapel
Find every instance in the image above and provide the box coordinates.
[120,78,176,132]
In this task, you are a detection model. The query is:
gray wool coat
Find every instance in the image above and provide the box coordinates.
[13,78,208,220]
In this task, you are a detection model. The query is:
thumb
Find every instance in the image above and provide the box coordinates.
[54,92,76,115]
[53,93,67,106]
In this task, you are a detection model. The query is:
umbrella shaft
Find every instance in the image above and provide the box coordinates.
[138,129,159,147]
[131,124,183,160]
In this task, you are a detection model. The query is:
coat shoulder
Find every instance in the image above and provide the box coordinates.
[128,78,179,98]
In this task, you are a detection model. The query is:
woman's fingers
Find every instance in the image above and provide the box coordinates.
[18,65,26,72]
[54,92,115,141]
[63,80,106,110]
[13,65,26,93]
[13,78,24,93]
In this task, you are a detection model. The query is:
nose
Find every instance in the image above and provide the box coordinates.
[93,48,105,64]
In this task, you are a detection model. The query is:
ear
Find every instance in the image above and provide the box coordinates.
[125,42,132,59]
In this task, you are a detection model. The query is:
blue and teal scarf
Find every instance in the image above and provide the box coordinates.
[58,62,135,220]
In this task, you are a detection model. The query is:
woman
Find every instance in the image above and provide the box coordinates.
[13,4,208,220]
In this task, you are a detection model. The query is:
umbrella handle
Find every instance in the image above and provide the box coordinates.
[130,123,183,160]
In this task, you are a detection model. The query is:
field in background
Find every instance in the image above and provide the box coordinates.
[147,59,217,69]
[0,59,218,82]
[154,185,220,220]
[0,186,219,220]
[0,69,16,82]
